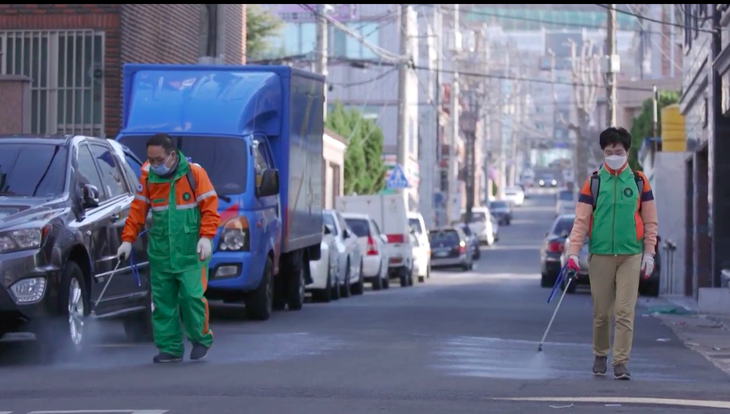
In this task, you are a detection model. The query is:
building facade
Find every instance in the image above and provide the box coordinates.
[0,4,246,138]
[323,128,347,209]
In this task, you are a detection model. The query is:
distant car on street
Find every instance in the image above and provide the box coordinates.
[429,227,474,271]
[538,174,558,187]
[457,223,481,260]
[460,207,495,246]
[555,189,577,217]
[489,200,513,225]
[503,186,525,206]
[540,214,575,288]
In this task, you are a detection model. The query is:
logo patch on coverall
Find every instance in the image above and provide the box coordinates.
[623,187,634,198]
[183,192,191,201]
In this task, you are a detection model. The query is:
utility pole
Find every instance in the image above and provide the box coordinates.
[446,3,460,225]
[396,4,411,195]
[606,3,617,127]
[316,3,329,118]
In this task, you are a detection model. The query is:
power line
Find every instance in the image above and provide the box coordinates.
[416,3,664,35]
[331,67,397,87]
[594,4,717,33]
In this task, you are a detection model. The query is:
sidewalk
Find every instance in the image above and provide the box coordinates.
[640,296,730,376]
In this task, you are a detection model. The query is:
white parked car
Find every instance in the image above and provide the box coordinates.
[408,212,431,282]
[306,231,341,302]
[503,186,525,207]
[336,194,415,288]
[460,207,495,246]
[323,209,364,297]
[342,213,390,290]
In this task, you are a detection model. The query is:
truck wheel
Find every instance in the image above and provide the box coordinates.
[351,261,364,295]
[245,258,274,321]
[287,265,305,311]
[340,265,352,298]
[123,293,154,342]
[399,271,408,287]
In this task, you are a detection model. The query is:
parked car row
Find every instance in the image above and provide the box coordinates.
[539,213,660,297]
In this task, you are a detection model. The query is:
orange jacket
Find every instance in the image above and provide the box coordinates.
[121,161,220,243]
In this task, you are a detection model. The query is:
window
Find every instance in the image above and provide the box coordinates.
[125,154,143,180]
[330,162,340,207]
[254,144,269,187]
[558,190,575,201]
[345,218,370,237]
[76,145,106,201]
[408,218,423,235]
[88,144,127,198]
[552,217,574,235]
[118,135,249,195]
[323,212,338,236]
[1,30,105,136]
[0,143,68,197]
[460,211,487,222]
[328,22,380,59]
[429,229,460,245]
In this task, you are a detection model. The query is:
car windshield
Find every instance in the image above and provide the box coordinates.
[345,218,369,237]
[0,143,68,197]
[118,135,248,195]
[558,191,575,201]
[429,230,460,245]
[552,217,574,235]
[408,218,423,234]
[490,201,508,209]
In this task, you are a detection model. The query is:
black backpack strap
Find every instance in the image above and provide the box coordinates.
[634,173,644,213]
[589,171,600,211]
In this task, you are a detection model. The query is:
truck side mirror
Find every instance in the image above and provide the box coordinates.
[258,169,280,197]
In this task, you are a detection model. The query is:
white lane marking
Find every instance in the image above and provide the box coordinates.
[494,397,730,409]
[29,411,168,414]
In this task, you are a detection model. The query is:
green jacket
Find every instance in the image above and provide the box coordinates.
[588,167,644,255]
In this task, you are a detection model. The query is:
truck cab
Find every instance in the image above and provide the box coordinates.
[116,64,325,322]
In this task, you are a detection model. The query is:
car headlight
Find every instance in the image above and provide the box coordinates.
[10,277,47,303]
[0,228,45,254]
[218,217,250,251]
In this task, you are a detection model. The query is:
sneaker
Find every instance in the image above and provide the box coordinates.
[190,342,210,361]
[592,356,608,376]
[153,353,182,364]
[614,364,631,380]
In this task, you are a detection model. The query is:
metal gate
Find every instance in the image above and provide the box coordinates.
[0,30,105,136]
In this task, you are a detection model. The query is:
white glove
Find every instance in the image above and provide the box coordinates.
[641,254,655,279]
[117,242,132,261]
[197,237,212,261]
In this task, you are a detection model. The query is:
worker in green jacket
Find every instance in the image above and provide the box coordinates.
[117,133,221,363]
[566,127,658,380]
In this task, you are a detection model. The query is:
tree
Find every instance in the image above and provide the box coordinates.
[325,101,386,195]
[246,5,283,61]
[628,90,680,171]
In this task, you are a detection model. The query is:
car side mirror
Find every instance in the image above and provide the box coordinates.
[324,225,333,235]
[258,169,280,197]
[81,184,100,209]
[342,229,349,239]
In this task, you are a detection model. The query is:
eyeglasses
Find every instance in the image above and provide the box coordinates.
[148,153,171,167]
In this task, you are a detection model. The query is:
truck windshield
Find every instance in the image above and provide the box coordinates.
[0,143,67,197]
[119,135,248,195]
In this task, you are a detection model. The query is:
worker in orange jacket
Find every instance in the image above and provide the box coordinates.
[117,133,220,363]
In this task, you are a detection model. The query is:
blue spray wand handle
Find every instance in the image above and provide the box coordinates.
[547,264,567,303]
[127,229,149,287]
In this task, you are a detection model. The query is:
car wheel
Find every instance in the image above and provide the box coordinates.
[540,272,553,288]
[36,261,90,361]
[372,262,383,291]
[313,267,333,303]
[245,257,274,321]
[399,270,409,287]
[351,261,365,295]
[123,292,154,343]
[331,276,341,301]
[340,264,352,297]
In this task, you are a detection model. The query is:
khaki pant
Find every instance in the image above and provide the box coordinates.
[588,253,642,366]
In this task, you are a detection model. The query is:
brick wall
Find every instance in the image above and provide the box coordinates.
[223,4,246,64]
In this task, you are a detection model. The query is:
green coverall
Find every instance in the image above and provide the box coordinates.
[146,156,213,356]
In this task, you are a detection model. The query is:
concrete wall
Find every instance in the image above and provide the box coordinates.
[650,151,690,295]
[323,129,347,209]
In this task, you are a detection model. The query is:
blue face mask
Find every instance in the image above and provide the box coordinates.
[151,154,172,176]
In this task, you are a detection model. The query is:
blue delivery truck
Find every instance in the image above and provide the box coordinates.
[116,64,324,321]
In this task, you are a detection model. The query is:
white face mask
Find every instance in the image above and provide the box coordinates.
[605,154,627,170]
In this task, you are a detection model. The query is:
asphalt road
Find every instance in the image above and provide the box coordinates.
[1,193,729,414]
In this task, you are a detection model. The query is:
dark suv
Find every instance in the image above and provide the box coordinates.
[0,135,152,358]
